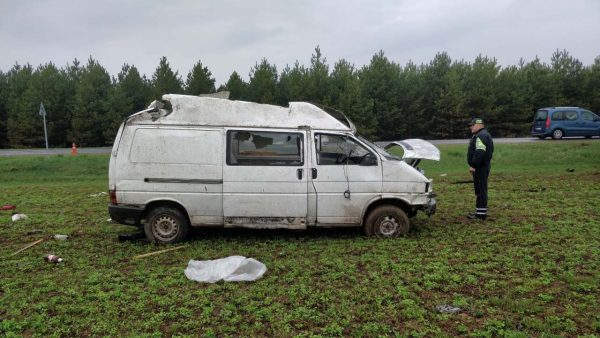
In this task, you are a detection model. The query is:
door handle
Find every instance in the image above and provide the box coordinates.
[297,168,303,180]
[311,168,318,179]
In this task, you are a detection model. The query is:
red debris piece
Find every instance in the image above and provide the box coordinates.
[1,205,16,211]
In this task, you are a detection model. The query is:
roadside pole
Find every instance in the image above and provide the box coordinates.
[39,102,48,149]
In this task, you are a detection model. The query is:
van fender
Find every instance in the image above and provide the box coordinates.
[142,198,191,224]
[360,196,413,226]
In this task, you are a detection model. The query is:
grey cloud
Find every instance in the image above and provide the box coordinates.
[1,0,599,85]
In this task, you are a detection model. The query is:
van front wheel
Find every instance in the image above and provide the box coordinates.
[144,206,190,244]
[364,205,410,238]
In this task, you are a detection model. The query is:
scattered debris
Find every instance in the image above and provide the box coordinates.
[440,173,447,177]
[26,229,44,235]
[11,238,47,256]
[11,213,28,222]
[1,204,16,211]
[107,218,112,222]
[566,168,575,172]
[118,232,145,242]
[44,254,63,263]
[133,245,187,259]
[435,305,462,314]
[527,187,546,193]
[89,192,108,197]
[53,234,68,241]
[185,256,267,283]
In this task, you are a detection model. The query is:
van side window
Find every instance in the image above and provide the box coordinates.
[315,134,373,165]
[552,111,564,120]
[582,111,596,121]
[227,130,303,166]
[565,111,578,121]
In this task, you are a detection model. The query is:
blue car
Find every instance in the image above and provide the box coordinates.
[531,107,600,139]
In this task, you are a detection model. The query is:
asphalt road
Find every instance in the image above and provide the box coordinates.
[0,137,596,157]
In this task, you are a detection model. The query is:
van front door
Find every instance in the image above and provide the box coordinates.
[309,133,381,225]
[223,129,308,229]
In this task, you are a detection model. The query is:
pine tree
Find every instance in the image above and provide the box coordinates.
[584,56,600,113]
[185,60,216,95]
[277,61,308,105]
[6,64,34,147]
[69,57,111,146]
[328,59,375,136]
[306,46,329,104]
[551,49,585,106]
[430,62,467,138]
[397,61,425,138]
[521,57,558,112]
[420,52,453,137]
[247,58,278,104]
[225,71,247,100]
[26,63,72,147]
[0,71,9,147]
[360,51,402,140]
[461,55,499,132]
[151,56,183,99]
[102,64,152,144]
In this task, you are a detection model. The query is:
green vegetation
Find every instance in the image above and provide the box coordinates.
[2,48,600,148]
[1,141,599,336]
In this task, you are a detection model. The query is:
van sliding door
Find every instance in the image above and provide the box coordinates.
[222,129,308,229]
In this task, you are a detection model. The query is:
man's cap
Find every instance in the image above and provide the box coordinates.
[469,117,484,126]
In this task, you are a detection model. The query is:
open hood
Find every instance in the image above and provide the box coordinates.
[383,139,441,162]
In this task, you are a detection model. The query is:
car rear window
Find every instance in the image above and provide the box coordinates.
[534,110,548,121]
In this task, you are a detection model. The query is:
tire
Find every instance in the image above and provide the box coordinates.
[144,206,190,244]
[552,129,564,140]
[364,205,410,238]
[585,135,592,139]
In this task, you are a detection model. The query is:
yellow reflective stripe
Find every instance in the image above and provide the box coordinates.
[475,137,486,151]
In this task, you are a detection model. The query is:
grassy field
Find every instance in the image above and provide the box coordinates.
[1,141,599,337]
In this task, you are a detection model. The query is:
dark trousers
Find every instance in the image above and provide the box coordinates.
[472,165,490,216]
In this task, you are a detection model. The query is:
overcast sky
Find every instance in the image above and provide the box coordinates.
[1,0,599,86]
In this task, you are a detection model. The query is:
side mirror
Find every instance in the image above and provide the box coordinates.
[360,153,378,166]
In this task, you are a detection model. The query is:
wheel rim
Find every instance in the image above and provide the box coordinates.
[377,215,399,237]
[152,215,179,241]
[553,130,562,139]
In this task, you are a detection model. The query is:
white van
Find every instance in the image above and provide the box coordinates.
[108,94,439,243]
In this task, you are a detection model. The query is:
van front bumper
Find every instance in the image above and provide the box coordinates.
[423,198,437,217]
[108,204,144,226]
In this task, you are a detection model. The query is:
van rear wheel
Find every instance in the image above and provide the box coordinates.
[552,129,564,140]
[144,206,190,244]
[364,205,410,238]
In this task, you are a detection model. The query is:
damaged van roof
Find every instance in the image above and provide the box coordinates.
[128,94,355,132]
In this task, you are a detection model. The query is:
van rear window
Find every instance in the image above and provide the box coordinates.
[227,130,303,166]
[534,110,548,121]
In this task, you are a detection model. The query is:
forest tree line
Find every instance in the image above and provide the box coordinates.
[1,47,599,148]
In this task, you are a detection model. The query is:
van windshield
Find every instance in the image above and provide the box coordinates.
[534,110,548,121]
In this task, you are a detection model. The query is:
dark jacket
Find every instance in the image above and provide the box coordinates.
[467,128,494,168]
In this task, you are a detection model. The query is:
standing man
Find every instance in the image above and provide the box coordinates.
[467,118,494,220]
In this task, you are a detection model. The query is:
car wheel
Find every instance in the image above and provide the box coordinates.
[144,206,190,244]
[364,205,410,238]
[585,135,592,139]
[552,129,564,140]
